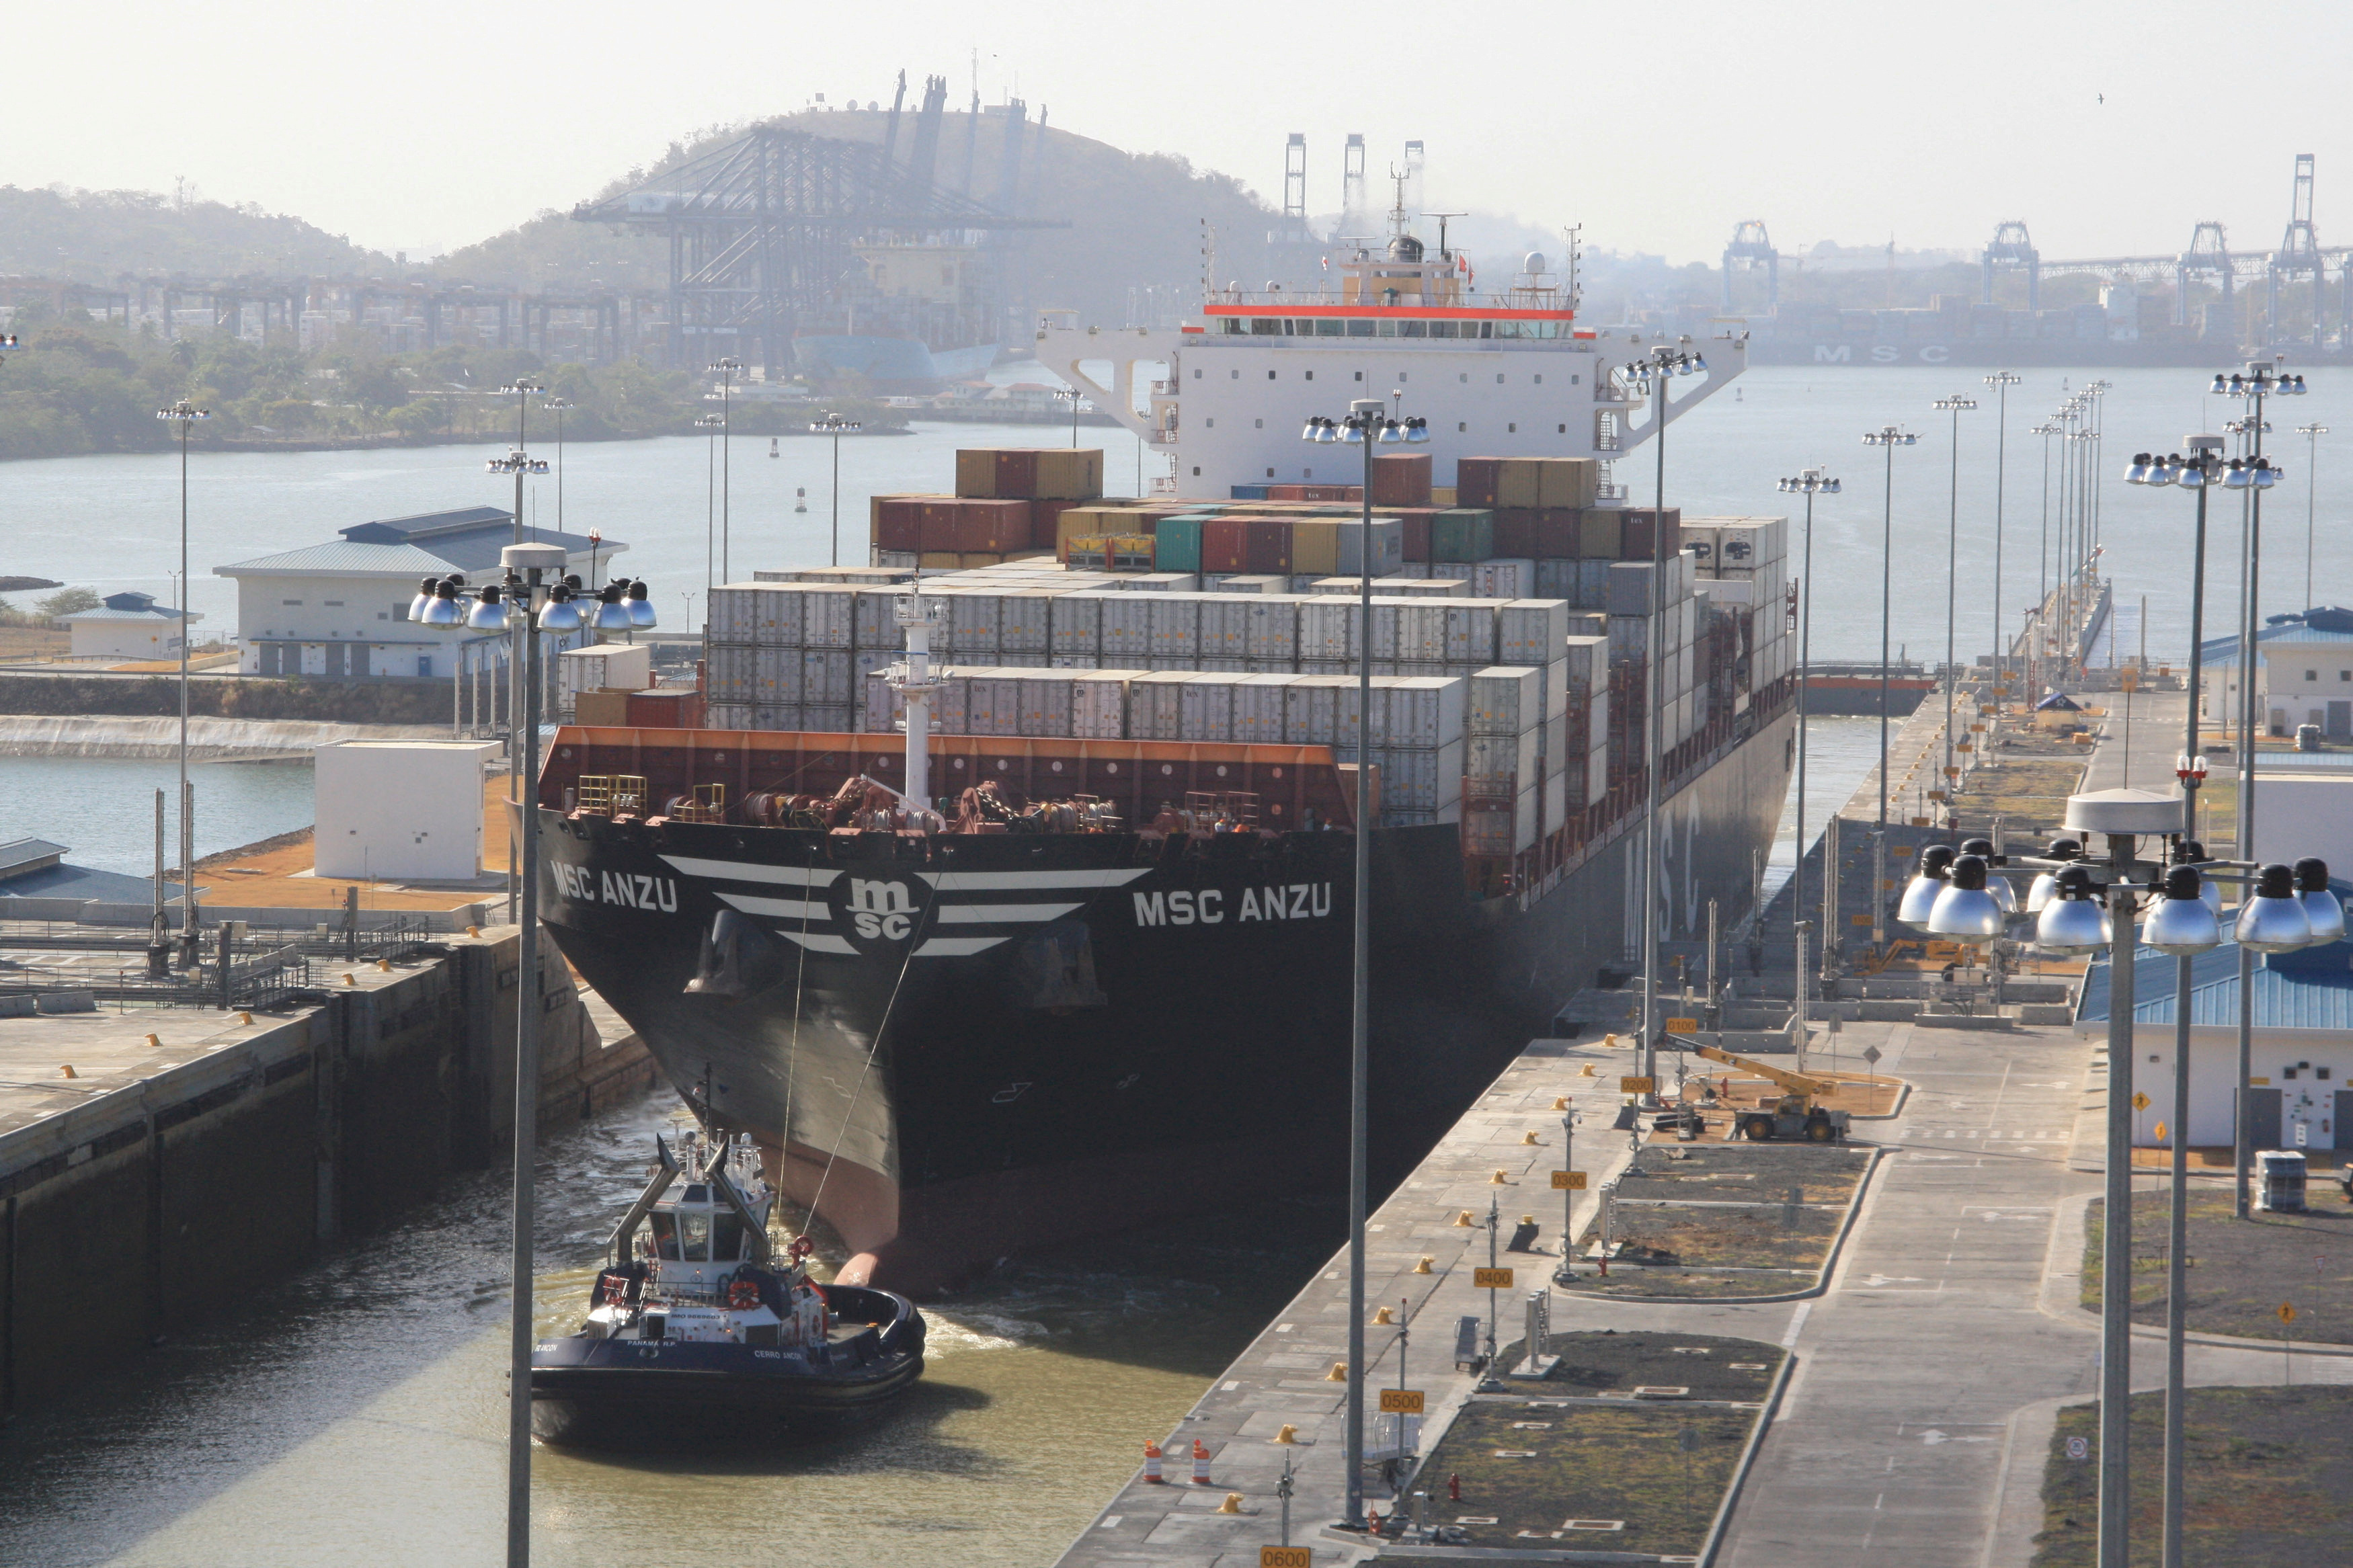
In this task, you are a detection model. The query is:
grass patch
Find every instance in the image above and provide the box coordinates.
[1413,1334,1781,1555]
[1559,1145,1870,1298]
[2082,1192,2353,1344]
[2034,1387,2353,1567]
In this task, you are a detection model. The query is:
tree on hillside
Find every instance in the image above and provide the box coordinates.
[37,587,101,619]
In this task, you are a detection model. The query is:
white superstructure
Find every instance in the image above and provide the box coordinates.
[1039,237,1746,501]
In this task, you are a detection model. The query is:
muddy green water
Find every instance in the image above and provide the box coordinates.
[0,1096,1341,1567]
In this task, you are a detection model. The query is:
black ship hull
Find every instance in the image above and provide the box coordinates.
[537,712,1793,1293]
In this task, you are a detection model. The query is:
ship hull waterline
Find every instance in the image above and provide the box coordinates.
[537,712,1792,1294]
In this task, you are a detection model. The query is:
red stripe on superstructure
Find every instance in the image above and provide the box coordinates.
[1202,304,1577,323]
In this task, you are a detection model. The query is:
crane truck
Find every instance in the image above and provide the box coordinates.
[1691,1044,1851,1143]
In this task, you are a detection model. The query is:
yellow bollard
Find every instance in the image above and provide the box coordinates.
[1523,1130,1540,1145]
[1552,1096,1570,1110]
[376,958,391,973]
[1581,1063,1599,1077]
[145,1034,162,1048]
[1491,1169,1510,1185]
[237,1012,253,1026]
[1273,1423,1298,1444]
[60,1064,77,1079]
[1373,1305,1394,1325]
[1453,1211,1475,1227]
[466,925,482,939]
[1604,1032,1619,1048]
[1326,1362,1348,1381]
[1414,1255,1435,1274]
[1521,1214,1536,1227]
[342,973,356,986]
[1218,1493,1243,1515]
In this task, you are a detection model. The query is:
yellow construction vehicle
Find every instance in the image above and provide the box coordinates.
[1691,1044,1849,1144]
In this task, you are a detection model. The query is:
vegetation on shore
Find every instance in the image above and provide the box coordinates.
[0,311,905,463]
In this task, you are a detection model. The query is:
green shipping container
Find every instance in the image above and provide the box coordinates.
[1431,508,1496,563]
[1154,515,1205,573]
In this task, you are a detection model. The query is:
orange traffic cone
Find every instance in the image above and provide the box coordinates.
[1143,1440,1165,1483]
[1192,1438,1213,1485]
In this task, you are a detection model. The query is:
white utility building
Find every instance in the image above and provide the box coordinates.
[313,739,498,882]
[58,591,200,661]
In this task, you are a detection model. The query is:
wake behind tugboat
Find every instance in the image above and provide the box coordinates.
[530,1129,925,1447]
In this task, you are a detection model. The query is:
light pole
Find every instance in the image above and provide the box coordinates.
[156,398,209,962]
[1301,398,1427,1530]
[1053,385,1088,447]
[2123,437,2229,1568]
[1985,372,2022,697]
[2296,421,2327,611]
[2216,362,2306,1216]
[542,397,573,534]
[1777,466,1841,999]
[708,358,742,580]
[811,411,863,567]
[1931,395,1978,823]
[1621,344,1706,1090]
[497,380,545,542]
[1862,425,1919,832]
[2029,422,2060,693]
[694,413,724,594]
[418,553,653,1568]
[486,447,551,918]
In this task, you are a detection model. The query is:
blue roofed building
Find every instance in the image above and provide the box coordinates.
[2078,885,2353,1153]
[0,837,194,906]
[214,506,623,679]
[2200,611,2353,741]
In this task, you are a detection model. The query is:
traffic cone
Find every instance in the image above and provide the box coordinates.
[1192,1439,1213,1485]
[1143,1440,1165,1483]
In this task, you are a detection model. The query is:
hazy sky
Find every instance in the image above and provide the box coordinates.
[9,0,2353,267]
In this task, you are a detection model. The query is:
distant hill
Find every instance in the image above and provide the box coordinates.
[436,108,1301,328]
[0,185,393,283]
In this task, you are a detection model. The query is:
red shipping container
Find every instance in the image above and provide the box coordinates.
[627,689,704,730]
[1370,452,1433,507]
[953,498,1030,553]
[1240,518,1293,574]
[1531,507,1582,559]
[1266,483,1310,501]
[1618,507,1683,562]
[873,497,925,554]
[1491,508,1542,559]
[1455,457,1503,508]
[994,449,1040,499]
[1201,517,1250,573]
[918,499,965,553]
[1030,498,1080,550]
[1394,508,1436,563]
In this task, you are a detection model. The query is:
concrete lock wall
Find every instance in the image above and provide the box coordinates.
[0,930,655,1418]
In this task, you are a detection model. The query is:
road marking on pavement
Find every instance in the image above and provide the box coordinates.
[1780,1302,1812,1348]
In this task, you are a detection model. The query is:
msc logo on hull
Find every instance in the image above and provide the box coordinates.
[551,860,679,911]
[1133,882,1333,927]
[841,876,921,942]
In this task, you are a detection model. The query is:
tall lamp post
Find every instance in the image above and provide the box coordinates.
[497,380,545,542]
[708,358,742,580]
[1776,466,1840,1008]
[1861,426,1920,831]
[542,397,573,534]
[1301,398,1427,1530]
[810,411,863,567]
[2296,420,2327,610]
[1053,385,1088,447]
[156,398,209,962]
[1931,395,1978,820]
[1985,372,2022,696]
[2029,422,2061,694]
[486,447,551,919]
[694,413,724,594]
[2123,437,2227,1568]
[2215,362,2307,1216]
[1621,344,1706,1089]
[417,554,654,1568]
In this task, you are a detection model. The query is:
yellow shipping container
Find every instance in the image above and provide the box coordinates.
[1292,518,1341,575]
[1497,458,1545,509]
[955,450,1000,499]
[1033,446,1106,501]
[1540,458,1599,509]
[920,551,963,569]
[1431,485,1458,507]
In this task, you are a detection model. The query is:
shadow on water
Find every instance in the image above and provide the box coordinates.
[0,1091,1349,1566]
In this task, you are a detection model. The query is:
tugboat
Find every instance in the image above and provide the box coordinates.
[530,1128,926,1446]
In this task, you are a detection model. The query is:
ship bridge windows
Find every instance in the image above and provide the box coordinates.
[713,1212,747,1262]
[1347,320,1374,337]
[681,1211,713,1262]
[1250,319,1283,336]
[1399,321,1426,338]
[649,1212,682,1261]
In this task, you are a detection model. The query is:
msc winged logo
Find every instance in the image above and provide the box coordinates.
[656,854,1152,960]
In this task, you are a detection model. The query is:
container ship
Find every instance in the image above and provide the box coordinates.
[535,235,1796,1293]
